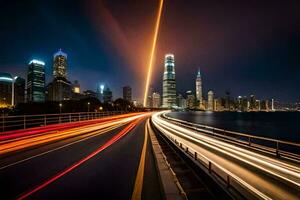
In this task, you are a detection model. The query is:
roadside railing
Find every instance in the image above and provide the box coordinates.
[156,127,270,200]
[0,111,127,133]
[162,113,300,162]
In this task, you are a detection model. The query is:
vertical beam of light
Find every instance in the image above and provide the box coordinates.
[143,0,164,107]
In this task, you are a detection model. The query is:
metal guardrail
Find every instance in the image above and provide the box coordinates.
[0,111,127,133]
[162,113,300,162]
[161,131,270,200]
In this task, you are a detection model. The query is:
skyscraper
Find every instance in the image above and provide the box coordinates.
[103,87,113,103]
[13,76,25,105]
[27,59,45,102]
[152,92,161,108]
[207,90,214,111]
[0,73,13,107]
[47,49,71,101]
[97,83,105,102]
[162,54,176,108]
[53,49,67,78]
[195,69,202,104]
[186,90,196,110]
[123,86,132,102]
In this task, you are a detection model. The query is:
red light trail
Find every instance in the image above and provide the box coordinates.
[16,118,141,200]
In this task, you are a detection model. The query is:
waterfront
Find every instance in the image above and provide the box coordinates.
[167,111,300,142]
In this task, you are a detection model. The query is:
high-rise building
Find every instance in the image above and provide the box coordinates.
[27,59,45,102]
[97,83,105,102]
[271,98,275,111]
[123,86,132,102]
[46,78,72,101]
[0,73,13,107]
[225,91,231,111]
[13,76,25,105]
[177,94,186,109]
[186,90,196,110]
[72,80,80,94]
[53,49,67,79]
[47,50,72,101]
[249,94,256,111]
[152,92,161,108]
[195,69,202,104]
[207,90,214,111]
[162,54,177,108]
[103,88,113,103]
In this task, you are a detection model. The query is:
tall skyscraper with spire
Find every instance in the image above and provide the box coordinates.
[195,69,202,103]
[162,54,177,108]
[46,49,71,101]
[53,49,68,78]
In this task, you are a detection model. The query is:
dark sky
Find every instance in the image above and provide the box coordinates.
[0,0,299,102]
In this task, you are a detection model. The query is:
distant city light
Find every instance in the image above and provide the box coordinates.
[29,59,45,66]
[100,84,104,94]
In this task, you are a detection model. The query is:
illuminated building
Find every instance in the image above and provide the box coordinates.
[46,78,72,101]
[249,94,256,111]
[195,69,203,105]
[72,80,80,94]
[225,91,231,111]
[0,73,13,107]
[103,88,113,103]
[256,99,261,111]
[177,94,186,109]
[47,50,72,101]
[53,49,67,78]
[97,83,105,102]
[123,86,132,102]
[186,90,195,110]
[162,54,177,108]
[13,77,25,105]
[147,86,154,107]
[27,59,45,102]
[271,98,275,111]
[207,90,214,111]
[152,92,161,108]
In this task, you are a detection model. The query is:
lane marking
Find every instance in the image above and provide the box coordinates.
[131,119,149,200]
[16,119,139,200]
[0,124,122,170]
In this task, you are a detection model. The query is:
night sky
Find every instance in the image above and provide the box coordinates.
[0,0,299,102]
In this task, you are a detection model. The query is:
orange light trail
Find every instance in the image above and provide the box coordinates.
[143,0,164,107]
[16,119,141,200]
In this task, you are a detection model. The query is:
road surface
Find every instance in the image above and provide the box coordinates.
[0,113,162,200]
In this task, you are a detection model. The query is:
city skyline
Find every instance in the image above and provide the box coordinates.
[0,1,299,102]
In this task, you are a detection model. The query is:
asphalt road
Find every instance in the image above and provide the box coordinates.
[0,116,162,200]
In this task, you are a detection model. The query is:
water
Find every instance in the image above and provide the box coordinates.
[166,111,300,142]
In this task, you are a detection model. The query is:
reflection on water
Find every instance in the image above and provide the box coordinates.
[167,111,300,142]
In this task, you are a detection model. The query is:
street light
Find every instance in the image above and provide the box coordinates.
[59,103,62,123]
[87,102,90,120]
[59,103,62,114]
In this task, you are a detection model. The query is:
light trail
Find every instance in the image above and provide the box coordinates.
[143,0,164,107]
[0,113,141,141]
[0,125,122,170]
[0,114,146,155]
[16,118,142,200]
[152,111,300,200]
